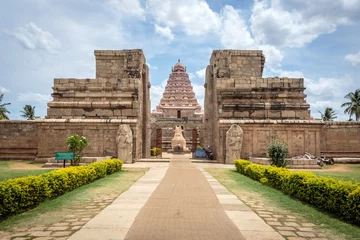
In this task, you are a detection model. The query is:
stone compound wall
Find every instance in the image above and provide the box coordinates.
[321,122,360,158]
[0,121,38,160]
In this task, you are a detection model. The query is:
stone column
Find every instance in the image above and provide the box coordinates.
[226,124,244,164]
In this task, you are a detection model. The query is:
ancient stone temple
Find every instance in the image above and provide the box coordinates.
[151,60,204,151]
[152,60,202,118]
[0,49,359,164]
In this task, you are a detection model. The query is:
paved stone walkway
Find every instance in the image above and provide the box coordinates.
[125,157,245,240]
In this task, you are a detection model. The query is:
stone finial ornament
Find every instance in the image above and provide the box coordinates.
[116,124,133,163]
[226,124,243,164]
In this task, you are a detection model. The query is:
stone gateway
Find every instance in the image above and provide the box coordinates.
[226,125,244,164]
[0,49,359,163]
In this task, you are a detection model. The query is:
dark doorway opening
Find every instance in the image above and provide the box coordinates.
[177,110,181,118]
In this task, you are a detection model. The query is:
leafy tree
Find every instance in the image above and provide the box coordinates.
[318,107,337,121]
[20,105,39,120]
[0,93,11,120]
[66,134,88,166]
[341,89,360,121]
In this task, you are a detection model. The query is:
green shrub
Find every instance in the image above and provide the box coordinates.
[234,160,360,225]
[0,159,122,220]
[267,140,288,167]
[66,134,88,166]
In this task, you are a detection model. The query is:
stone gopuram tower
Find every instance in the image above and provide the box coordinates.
[151,60,204,151]
[152,60,202,118]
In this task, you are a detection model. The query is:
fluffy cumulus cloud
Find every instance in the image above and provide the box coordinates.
[17,91,52,104]
[106,0,145,19]
[196,68,206,81]
[0,85,10,93]
[345,52,360,66]
[250,0,360,48]
[154,24,174,41]
[150,80,167,111]
[219,5,255,49]
[5,22,61,53]
[146,0,221,36]
[192,83,205,109]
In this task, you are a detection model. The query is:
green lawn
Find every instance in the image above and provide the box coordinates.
[0,168,146,230]
[312,164,360,182]
[207,168,360,240]
[0,161,51,181]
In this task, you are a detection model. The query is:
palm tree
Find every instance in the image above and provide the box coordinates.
[318,107,337,121]
[0,93,11,120]
[341,89,360,121]
[20,105,39,120]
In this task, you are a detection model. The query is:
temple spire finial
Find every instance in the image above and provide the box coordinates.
[178,59,180,62]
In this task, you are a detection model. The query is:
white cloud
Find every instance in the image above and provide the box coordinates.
[259,45,284,66]
[192,83,205,109]
[6,22,61,53]
[267,67,305,78]
[220,5,255,49]
[17,91,52,104]
[196,68,206,81]
[147,63,158,70]
[218,5,283,66]
[250,0,360,48]
[0,86,10,93]
[146,0,221,36]
[106,0,145,19]
[150,80,167,111]
[345,52,360,66]
[154,24,174,41]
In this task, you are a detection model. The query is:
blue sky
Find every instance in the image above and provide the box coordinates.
[0,0,359,120]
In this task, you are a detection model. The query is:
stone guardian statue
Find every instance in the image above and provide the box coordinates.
[116,124,133,163]
[226,124,244,164]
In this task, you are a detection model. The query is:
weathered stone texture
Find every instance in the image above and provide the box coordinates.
[225,125,243,164]
[116,125,133,163]
[0,121,38,160]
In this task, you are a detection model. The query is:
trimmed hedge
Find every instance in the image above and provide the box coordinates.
[234,159,360,225]
[0,159,123,220]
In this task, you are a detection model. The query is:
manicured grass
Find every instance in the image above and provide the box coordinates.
[207,168,360,240]
[313,164,360,182]
[0,168,146,230]
[0,161,51,181]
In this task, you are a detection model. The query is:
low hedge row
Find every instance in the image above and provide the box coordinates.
[234,159,360,224]
[0,159,123,220]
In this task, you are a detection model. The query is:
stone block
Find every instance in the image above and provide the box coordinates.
[282,110,296,118]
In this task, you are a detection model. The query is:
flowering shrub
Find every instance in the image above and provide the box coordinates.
[0,159,122,220]
[66,134,88,166]
[234,159,360,225]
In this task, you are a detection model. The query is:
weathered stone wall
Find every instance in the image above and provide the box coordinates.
[206,50,310,121]
[46,49,150,159]
[320,122,360,157]
[215,120,323,163]
[0,121,38,160]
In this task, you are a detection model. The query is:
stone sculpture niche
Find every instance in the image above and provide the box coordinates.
[116,124,133,163]
[226,124,243,164]
[171,126,189,152]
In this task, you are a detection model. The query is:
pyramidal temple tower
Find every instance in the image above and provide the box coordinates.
[152,60,202,118]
